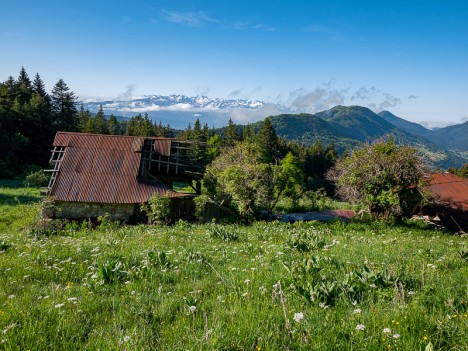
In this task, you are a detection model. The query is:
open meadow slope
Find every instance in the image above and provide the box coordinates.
[0,184,467,350]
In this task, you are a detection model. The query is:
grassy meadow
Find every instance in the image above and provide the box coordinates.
[0,182,467,350]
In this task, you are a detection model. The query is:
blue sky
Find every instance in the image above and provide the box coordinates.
[1,0,468,127]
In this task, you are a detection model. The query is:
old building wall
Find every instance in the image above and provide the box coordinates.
[48,201,137,221]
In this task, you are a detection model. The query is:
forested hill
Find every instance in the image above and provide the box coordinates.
[259,106,468,168]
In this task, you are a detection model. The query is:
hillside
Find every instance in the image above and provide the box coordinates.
[433,121,468,151]
[253,113,360,151]
[378,111,435,141]
[1,184,467,350]
[260,106,467,168]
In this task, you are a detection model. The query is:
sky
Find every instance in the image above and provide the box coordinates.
[1,0,468,127]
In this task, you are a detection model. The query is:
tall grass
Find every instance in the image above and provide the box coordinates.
[0,185,466,350]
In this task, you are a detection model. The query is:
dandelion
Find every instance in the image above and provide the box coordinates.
[383,328,392,334]
[393,334,400,339]
[293,312,305,323]
[353,308,362,314]
[189,306,196,313]
[355,324,365,331]
[123,335,131,342]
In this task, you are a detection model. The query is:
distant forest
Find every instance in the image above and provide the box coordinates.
[0,68,341,190]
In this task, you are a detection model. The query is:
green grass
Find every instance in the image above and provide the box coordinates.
[0,185,467,350]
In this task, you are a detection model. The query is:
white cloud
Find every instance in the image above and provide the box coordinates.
[119,104,161,112]
[230,103,282,123]
[289,84,349,112]
[165,103,194,111]
[117,84,136,101]
[163,10,218,27]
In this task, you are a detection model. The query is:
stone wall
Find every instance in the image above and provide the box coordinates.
[49,201,137,221]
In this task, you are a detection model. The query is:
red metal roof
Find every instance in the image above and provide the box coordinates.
[424,173,468,211]
[49,132,188,204]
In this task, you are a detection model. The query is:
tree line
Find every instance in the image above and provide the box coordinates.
[0,68,339,192]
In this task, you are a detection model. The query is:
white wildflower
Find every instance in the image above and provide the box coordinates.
[353,308,362,314]
[352,300,358,306]
[355,324,365,331]
[8,295,15,299]
[189,306,196,313]
[293,312,305,323]
[393,334,400,339]
[54,303,65,308]
[244,279,250,284]
[123,335,131,342]
[67,297,78,304]
[382,328,392,334]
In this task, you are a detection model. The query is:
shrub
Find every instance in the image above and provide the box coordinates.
[193,194,210,221]
[27,219,67,237]
[23,169,48,188]
[141,193,171,225]
[327,138,428,220]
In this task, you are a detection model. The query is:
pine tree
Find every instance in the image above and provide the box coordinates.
[107,114,119,135]
[16,67,33,106]
[94,105,108,134]
[256,117,279,164]
[224,118,239,147]
[51,79,78,131]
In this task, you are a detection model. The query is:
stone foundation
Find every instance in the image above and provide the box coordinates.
[47,201,137,222]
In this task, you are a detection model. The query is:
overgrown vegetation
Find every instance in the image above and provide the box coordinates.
[0,185,467,350]
[327,138,429,221]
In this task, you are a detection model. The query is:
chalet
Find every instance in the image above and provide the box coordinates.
[421,173,468,233]
[42,132,202,221]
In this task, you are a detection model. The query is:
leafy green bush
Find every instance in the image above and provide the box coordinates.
[141,193,171,225]
[27,219,67,237]
[193,194,210,221]
[23,169,48,188]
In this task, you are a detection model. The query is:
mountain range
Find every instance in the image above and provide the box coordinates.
[260,106,467,168]
[83,96,467,168]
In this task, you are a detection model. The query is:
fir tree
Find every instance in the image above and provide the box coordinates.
[256,117,279,164]
[224,118,239,147]
[51,79,78,131]
[94,105,108,134]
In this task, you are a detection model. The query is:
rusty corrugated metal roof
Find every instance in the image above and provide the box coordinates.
[49,132,188,204]
[424,173,468,211]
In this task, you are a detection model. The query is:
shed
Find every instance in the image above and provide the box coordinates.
[43,132,198,221]
[421,173,468,233]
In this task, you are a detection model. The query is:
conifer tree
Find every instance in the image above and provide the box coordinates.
[93,105,108,134]
[51,79,78,131]
[256,117,279,164]
[224,118,239,147]
[107,114,119,135]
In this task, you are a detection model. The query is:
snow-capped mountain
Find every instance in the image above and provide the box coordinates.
[82,95,274,128]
